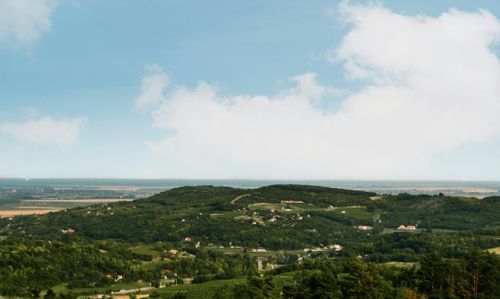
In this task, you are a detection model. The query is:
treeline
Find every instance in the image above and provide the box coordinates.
[378,193,500,230]
[358,232,500,262]
[210,251,500,299]
[0,238,261,297]
[0,238,156,297]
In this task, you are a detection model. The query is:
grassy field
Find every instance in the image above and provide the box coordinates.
[248,203,283,211]
[129,244,162,258]
[47,281,151,296]
[381,228,421,234]
[156,278,246,298]
[156,275,294,298]
[327,206,373,220]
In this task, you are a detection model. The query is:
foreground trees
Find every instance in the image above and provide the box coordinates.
[417,251,500,298]
[219,251,500,299]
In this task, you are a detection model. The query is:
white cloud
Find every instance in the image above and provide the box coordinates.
[0,116,86,150]
[135,64,170,109]
[141,3,500,179]
[0,0,58,46]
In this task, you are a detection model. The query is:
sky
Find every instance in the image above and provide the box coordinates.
[1,0,500,180]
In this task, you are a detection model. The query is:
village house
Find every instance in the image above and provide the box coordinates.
[280,200,304,204]
[327,244,343,251]
[398,225,417,230]
[252,248,267,252]
[357,225,373,231]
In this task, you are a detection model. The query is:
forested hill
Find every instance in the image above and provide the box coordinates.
[1,184,499,249]
[1,185,500,298]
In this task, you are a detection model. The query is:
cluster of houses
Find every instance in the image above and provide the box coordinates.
[167,237,202,255]
[357,224,418,231]
[302,243,343,253]
[249,210,300,225]
[280,200,304,204]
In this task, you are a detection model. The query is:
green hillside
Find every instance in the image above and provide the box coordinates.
[1,185,499,248]
[0,185,499,298]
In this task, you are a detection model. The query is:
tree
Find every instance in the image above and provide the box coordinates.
[44,289,56,299]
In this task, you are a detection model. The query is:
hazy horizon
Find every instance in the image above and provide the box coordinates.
[2,177,499,198]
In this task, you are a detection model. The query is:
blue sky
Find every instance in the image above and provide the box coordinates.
[1,0,500,179]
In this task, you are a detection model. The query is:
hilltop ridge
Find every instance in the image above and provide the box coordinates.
[1,184,499,248]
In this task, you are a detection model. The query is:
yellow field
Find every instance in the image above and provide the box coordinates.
[0,209,62,217]
[21,198,134,203]
[487,247,500,254]
[0,198,135,218]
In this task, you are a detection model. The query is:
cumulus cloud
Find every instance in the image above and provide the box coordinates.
[0,116,86,150]
[141,3,500,179]
[0,0,58,46]
[135,64,170,109]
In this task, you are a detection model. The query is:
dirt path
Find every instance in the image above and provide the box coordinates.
[231,194,250,204]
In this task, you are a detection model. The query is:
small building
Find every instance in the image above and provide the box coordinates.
[169,249,178,255]
[252,248,267,252]
[281,200,304,204]
[184,236,192,242]
[328,244,343,251]
[398,225,417,230]
[357,225,372,231]
[61,228,76,234]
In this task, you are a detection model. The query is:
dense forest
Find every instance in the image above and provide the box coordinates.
[211,251,500,299]
[0,185,499,298]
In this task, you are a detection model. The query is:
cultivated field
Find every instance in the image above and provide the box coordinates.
[0,198,135,218]
[0,209,62,217]
[21,198,134,203]
[488,247,500,254]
